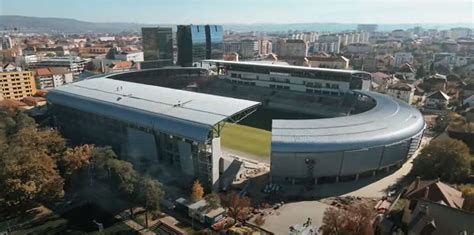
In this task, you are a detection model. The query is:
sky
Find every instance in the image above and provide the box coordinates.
[1,0,473,24]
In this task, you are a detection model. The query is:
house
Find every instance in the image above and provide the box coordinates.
[104,61,134,73]
[413,86,426,105]
[305,55,350,69]
[386,82,415,105]
[371,72,393,92]
[175,198,225,226]
[421,74,447,92]
[403,199,474,235]
[396,63,416,81]
[425,90,450,110]
[402,177,464,209]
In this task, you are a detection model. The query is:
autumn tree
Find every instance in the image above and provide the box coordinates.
[191,180,204,202]
[137,176,164,227]
[458,184,474,212]
[320,204,375,235]
[205,192,221,209]
[222,192,251,222]
[410,139,471,182]
[59,144,95,178]
[0,110,63,213]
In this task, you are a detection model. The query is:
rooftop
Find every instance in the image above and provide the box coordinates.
[204,59,368,75]
[271,91,425,152]
[47,77,260,141]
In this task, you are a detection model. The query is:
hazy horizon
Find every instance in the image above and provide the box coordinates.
[1,0,473,25]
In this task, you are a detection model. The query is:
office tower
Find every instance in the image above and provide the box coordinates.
[141,27,173,67]
[177,25,223,67]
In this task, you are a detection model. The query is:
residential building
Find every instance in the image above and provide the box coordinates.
[402,177,464,209]
[433,52,456,67]
[1,35,13,49]
[258,39,272,56]
[177,25,224,67]
[421,74,447,92]
[394,52,414,68]
[305,55,349,69]
[114,51,144,62]
[386,82,415,105]
[0,64,36,100]
[313,35,340,54]
[454,55,474,67]
[450,27,471,39]
[396,63,416,81]
[277,39,308,58]
[34,67,73,89]
[224,40,258,59]
[403,199,474,235]
[104,61,135,73]
[141,27,173,66]
[29,56,89,75]
[424,90,450,110]
[346,43,372,54]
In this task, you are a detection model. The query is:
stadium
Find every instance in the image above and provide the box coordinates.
[47,62,425,189]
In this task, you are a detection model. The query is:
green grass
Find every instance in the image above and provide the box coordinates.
[220,123,271,158]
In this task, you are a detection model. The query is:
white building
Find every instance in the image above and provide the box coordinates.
[99,36,116,42]
[114,51,144,62]
[386,82,415,105]
[277,39,308,58]
[394,52,414,68]
[224,40,258,59]
[313,35,340,53]
[34,67,73,90]
[305,56,350,69]
[205,60,372,96]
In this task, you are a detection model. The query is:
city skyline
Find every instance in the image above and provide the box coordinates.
[1,0,473,25]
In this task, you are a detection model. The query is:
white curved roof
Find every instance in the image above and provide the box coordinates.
[47,77,260,141]
[272,91,425,153]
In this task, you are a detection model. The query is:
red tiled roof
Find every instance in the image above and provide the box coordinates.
[34,68,52,76]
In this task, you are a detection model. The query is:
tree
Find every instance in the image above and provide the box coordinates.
[0,132,64,212]
[415,65,426,79]
[410,139,471,182]
[205,192,221,209]
[191,180,204,202]
[458,184,474,212]
[223,192,251,222]
[137,176,164,227]
[320,204,374,235]
[59,144,95,178]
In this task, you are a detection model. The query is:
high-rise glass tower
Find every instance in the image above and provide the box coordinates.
[177,25,223,67]
[141,27,173,67]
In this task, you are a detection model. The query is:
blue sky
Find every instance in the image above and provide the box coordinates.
[1,0,473,24]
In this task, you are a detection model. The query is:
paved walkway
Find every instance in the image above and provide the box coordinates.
[261,201,330,234]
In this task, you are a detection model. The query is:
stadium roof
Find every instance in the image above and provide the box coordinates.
[203,59,368,75]
[272,91,426,152]
[47,78,260,141]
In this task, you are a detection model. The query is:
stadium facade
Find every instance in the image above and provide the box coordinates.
[204,60,372,95]
[46,70,260,190]
[271,91,425,184]
[47,63,425,189]
[204,60,425,184]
